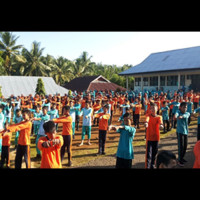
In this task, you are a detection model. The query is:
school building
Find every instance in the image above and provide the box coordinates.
[119,46,200,92]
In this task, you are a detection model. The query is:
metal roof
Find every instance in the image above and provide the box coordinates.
[119,46,200,76]
[0,76,69,98]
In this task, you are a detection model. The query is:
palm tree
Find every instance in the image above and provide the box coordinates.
[0,32,25,75]
[22,41,51,76]
[72,51,95,77]
[50,56,74,85]
[40,54,55,76]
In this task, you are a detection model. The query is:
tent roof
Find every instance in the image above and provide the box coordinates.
[0,76,69,98]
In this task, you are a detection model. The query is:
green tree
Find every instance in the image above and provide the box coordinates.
[35,78,46,96]
[0,32,25,75]
[72,51,95,77]
[50,56,74,85]
[0,85,2,97]
[22,41,51,76]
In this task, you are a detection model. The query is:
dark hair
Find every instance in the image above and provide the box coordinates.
[123,113,130,119]
[42,106,48,111]
[63,105,70,111]
[43,120,56,134]
[103,104,109,110]
[180,102,187,107]
[0,105,3,110]
[156,150,176,168]
[22,108,31,117]
[150,102,158,107]
[16,108,21,113]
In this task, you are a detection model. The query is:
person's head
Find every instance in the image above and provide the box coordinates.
[180,102,187,113]
[69,100,74,107]
[96,99,101,105]
[42,106,48,115]
[85,100,90,109]
[103,104,109,113]
[22,109,31,120]
[163,101,168,107]
[150,102,158,116]
[43,120,56,139]
[52,103,57,110]
[16,109,22,117]
[124,99,128,104]
[123,113,131,126]
[36,105,40,113]
[125,107,130,113]
[176,96,180,102]
[63,105,70,116]
[156,150,177,168]
[0,105,3,113]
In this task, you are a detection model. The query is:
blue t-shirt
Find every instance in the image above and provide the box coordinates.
[175,110,190,135]
[80,107,92,126]
[194,107,200,124]
[161,106,169,120]
[116,125,136,160]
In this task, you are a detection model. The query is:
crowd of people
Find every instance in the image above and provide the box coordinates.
[0,88,200,169]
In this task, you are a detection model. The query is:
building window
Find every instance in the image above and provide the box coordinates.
[135,78,141,86]
[180,75,185,86]
[167,75,178,86]
[150,76,158,86]
[187,75,192,80]
[160,76,165,86]
[143,77,148,86]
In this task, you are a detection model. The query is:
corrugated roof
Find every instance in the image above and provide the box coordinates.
[88,82,126,91]
[0,76,69,98]
[63,75,126,92]
[119,46,200,76]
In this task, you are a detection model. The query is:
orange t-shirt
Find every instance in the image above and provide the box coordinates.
[2,132,12,146]
[146,115,163,141]
[95,113,110,131]
[135,104,142,114]
[38,135,64,168]
[7,120,32,145]
[193,96,199,103]
[193,140,200,168]
[53,116,72,135]
[119,97,125,105]
[93,103,102,112]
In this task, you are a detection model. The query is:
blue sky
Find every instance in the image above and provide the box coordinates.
[13,31,200,67]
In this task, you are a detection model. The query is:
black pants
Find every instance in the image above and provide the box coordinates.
[61,135,72,162]
[116,157,132,169]
[198,124,200,141]
[188,116,191,125]
[163,120,170,132]
[146,141,158,169]
[93,117,99,126]
[76,115,80,130]
[133,114,140,128]
[15,145,31,169]
[99,130,107,153]
[177,133,188,162]
[171,113,177,128]
[0,146,10,168]
[194,102,198,110]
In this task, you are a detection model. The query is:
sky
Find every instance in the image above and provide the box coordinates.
[13,31,200,67]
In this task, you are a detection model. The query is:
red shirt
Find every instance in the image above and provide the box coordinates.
[193,140,200,168]
[38,135,64,168]
[146,115,163,141]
